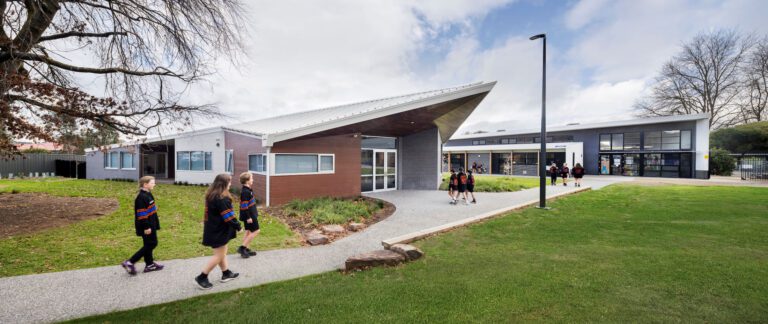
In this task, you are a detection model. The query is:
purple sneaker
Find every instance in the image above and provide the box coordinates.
[121,261,137,275]
[144,263,165,273]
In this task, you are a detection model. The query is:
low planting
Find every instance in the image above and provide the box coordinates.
[283,197,382,225]
[0,178,300,277]
[439,173,539,192]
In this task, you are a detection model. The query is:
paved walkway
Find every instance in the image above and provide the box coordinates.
[0,179,616,324]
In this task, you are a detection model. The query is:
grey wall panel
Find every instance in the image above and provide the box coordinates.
[398,127,440,190]
[0,153,84,177]
[86,146,140,180]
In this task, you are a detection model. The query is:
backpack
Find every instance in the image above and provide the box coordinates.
[460,174,467,185]
[468,174,475,185]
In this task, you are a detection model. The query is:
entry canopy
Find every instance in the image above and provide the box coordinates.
[229,81,497,146]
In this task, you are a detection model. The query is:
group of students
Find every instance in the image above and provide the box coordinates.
[447,168,477,205]
[120,172,262,290]
[548,162,586,187]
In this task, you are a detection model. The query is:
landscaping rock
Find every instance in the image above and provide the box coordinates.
[349,222,366,231]
[321,224,345,234]
[305,230,329,245]
[345,250,405,271]
[389,244,424,261]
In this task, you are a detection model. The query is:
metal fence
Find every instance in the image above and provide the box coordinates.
[735,154,768,181]
[0,153,86,179]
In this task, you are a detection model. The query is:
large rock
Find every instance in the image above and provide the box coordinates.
[349,222,366,231]
[321,224,345,234]
[389,244,424,261]
[305,230,329,245]
[345,250,405,271]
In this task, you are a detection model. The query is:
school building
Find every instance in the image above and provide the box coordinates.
[443,113,710,179]
[86,82,497,205]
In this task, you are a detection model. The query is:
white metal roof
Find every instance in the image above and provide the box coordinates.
[229,81,496,146]
[452,113,710,140]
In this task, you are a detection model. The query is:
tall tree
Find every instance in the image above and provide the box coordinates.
[0,0,245,158]
[739,37,768,123]
[636,30,752,129]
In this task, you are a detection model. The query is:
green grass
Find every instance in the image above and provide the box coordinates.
[72,184,768,323]
[284,197,382,224]
[0,178,300,277]
[439,173,540,192]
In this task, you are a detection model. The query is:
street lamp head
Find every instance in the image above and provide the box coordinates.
[529,33,546,41]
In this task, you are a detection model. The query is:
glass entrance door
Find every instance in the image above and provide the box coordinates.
[142,153,167,178]
[373,150,396,191]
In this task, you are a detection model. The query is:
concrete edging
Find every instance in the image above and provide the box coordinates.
[381,186,592,248]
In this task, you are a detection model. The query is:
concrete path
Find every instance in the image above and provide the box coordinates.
[0,178,618,324]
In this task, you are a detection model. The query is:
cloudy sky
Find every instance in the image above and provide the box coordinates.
[186,0,768,135]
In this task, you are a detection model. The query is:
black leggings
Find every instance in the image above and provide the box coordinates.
[550,175,557,184]
[130,231,158,265]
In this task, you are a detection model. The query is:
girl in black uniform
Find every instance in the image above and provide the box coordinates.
[122,176,164,275]
[237,172,260,259]
[195,173,242,290]
[448,169,457,204]
[549,163,559,186]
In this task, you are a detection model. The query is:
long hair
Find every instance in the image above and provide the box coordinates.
[205,173,232,202]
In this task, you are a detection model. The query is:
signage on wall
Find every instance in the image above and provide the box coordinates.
[614,158,621,166]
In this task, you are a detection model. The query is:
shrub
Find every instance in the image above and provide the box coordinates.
[709,148,736,176]
[283,197,381,225]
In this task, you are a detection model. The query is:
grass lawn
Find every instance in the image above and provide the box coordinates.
[0,178,300,277]
[439,172,539,192]
[73,184,768,323]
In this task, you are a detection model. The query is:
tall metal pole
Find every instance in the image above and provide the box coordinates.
[530,33,547,208]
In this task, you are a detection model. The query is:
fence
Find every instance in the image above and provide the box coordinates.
[733,154,768,181]
[0,153,86,179]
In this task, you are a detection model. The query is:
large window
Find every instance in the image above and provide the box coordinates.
[500,138,517,144]
[274,154,334,175]
[644,130,691,150]
[177,151,212,171]
[120,152,135,169]
[600,132,639,151]
[600,134,611,151]
[225,150,234,173]
[624,132,641,150]
[104,152,120,169]
[512,152,537,165]
[248,154,267,173]
[472,140,486,145]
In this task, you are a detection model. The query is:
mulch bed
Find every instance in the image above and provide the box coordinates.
[265,196,396,245]
[0,192,119,239]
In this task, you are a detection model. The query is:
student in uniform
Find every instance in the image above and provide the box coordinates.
[561,163,570,186]
[466,170,477,204]
[456,168,468,205]
[448,169,458,204]
[549,163,559,186]
[237,172,259,259]
[572,163,585,187]
[195,173,242,290]
[122,176,164,275]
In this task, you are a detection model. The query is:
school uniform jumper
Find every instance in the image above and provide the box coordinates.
[561,166,570,179]
[467,173,475,192]
[203,196,242,249]
[449,173,458,191]
[572,166,585,178]
[129,189,161,265]
[549,166,559,185]
[239,186,260,232]
[457,172,467,193]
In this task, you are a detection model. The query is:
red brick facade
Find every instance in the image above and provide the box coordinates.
[225,132,267,204]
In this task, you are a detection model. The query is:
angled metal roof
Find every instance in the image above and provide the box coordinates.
[228,81,496,146]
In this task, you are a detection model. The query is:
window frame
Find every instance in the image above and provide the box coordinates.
[105,151,120,169]
[176,151,213,171]
[272,153,336,176]
[225,150,234,174]
[248,154,268,174]
[120,152,136,170]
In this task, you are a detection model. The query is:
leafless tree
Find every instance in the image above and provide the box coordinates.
[0,0,245,158]
[739,37,768,123]
[636,30,753,129]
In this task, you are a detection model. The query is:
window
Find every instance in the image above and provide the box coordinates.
[662,130,680,150]
[176,151,212,171]
[681,130,692,150]
[644,131,662,150]
[533,136,553,143]
[611,133,624,151]
[225,150,234,173]
[600,134,611,151]
[472,140,486,145]
[248,154,267,173]
[624,132,641,150]
[120,152,135,169]
[105,152,120,169]
[275,154,335,175]
[500,138,508,144]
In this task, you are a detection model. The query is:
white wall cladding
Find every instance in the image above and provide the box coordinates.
[174,130,226,184]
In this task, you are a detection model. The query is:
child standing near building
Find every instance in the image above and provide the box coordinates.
[448,169,458,204]
[195,173,242,290]
[549,163,558,186]
[237,172,259,259]
[572,163,585,187]
[456,168,468,205]
[561,163,570,186]
[122,176,164,275]
[466,170,477,204]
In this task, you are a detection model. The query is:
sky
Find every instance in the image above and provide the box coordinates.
[183,0,768,135]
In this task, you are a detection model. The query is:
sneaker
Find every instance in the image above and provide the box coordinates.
[121,260,137,275]
[221,270,239,283]
[144,263,164,273]
[246,248,257,256]
[195,274,213,290]
[237,246,250,259]
[471,199,477,204]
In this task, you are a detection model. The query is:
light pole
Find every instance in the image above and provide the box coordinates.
[530,33,547,209]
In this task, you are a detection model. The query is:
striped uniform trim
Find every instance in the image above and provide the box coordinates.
[136,204,157,221]
[220,208,235,222]
[239,197,256,211]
